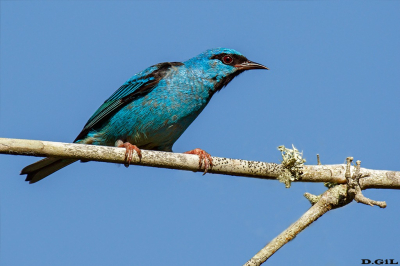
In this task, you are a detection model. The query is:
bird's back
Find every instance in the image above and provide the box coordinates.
[76,62,216,152]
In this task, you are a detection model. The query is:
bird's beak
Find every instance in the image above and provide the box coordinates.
[235,60,269,70]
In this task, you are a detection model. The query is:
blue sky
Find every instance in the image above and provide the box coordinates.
[1,1,399,265]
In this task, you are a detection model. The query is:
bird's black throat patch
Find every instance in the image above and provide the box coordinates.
[211,69,245,95]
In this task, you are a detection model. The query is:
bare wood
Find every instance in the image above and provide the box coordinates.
[1,138,399,189]
[243,184,348,266]
[301,164,400,189]
[0,137,283,179]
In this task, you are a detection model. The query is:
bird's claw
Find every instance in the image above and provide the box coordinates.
[184,148,213,175]
[117,141,142,167]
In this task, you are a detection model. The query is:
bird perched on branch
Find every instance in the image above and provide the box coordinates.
[21,48,268,183]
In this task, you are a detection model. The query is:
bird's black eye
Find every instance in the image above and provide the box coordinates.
[222,55,233,65]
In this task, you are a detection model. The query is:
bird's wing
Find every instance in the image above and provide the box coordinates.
[74,61,183,142]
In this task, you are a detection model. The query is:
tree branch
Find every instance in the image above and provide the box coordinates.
[243,157,387,266]
[1,138,399,190]
[1,138,399,265]
[244,185,346,266]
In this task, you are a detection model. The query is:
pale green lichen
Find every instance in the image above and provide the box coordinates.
[277,145,306,188]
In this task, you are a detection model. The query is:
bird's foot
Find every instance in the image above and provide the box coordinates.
[184,148,213,175]
[116,140,142,167]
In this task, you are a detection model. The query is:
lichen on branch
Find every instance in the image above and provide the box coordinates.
[277,145,306,188]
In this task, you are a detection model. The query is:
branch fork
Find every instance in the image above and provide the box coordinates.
[244,156,387,266]
[345,157,386,208]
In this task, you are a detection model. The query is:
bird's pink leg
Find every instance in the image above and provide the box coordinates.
[184,148,213,175]
[115,140,142,167]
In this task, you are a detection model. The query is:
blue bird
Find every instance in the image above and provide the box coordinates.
[21,48,268,183]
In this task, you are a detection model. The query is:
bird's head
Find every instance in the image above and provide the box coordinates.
[185,48,268,92]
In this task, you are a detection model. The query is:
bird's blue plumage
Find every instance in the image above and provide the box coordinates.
[21,48,268,183]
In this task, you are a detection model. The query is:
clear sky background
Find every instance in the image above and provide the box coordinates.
[1,1,399,265]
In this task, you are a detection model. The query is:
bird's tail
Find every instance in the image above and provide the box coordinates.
[21,158,77,184]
